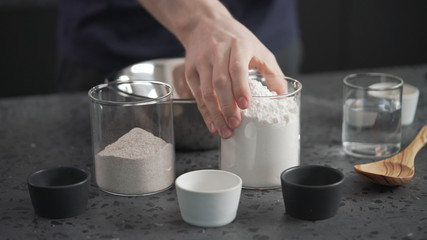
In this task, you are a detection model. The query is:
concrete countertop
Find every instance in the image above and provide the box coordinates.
[1,65,426,239]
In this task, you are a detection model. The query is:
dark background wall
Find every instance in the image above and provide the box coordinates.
[1,1,426,98]
[299,0,427,73]
[0,4,57,97]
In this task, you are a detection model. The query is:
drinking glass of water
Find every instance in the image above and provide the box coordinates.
[342,73,403,158]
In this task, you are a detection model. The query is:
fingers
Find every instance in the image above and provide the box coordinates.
[185,60,234,139]
[184,33,286,140]
[212,46,241,129]
[249,54,287,95]
[186,48,286,140]
[199,63,234,139]
[185,64,217,135]
[229,41,251,110]
[172,63,193,99]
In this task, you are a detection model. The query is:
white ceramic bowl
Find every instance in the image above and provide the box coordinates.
[368,82,419,126]
[175,170,242,227]
[344,98,377,127]
[401,83,419,126]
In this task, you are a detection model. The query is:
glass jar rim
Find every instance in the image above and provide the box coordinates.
[88,80,173,106]
[343,73,404,90]
[249,75,302,99]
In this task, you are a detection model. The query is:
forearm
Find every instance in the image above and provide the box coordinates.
[137,0,231,48]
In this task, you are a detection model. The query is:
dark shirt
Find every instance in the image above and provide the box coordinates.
[58,0,299,72]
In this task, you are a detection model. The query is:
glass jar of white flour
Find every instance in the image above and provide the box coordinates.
[220,73,302,189]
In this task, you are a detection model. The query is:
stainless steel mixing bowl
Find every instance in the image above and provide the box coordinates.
[107,58,219,150]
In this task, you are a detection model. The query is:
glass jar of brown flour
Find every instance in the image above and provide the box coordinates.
[88,80,175,196]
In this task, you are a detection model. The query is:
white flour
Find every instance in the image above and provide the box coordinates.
[220,79,300,188]
[95,128,174,195]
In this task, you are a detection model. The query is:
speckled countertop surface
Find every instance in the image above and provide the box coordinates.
[1,65,427,240]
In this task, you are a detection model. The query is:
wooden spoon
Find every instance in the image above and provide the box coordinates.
[354,125,427,186]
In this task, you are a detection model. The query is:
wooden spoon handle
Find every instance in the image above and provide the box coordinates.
[404,125,427,159]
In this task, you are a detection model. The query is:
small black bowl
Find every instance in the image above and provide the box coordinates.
[27,166,90,219]
[281,165,344,221]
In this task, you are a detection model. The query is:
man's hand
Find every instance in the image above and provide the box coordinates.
[138,0,285,139]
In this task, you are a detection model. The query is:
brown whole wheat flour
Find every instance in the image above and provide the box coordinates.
[95,127,174,195]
